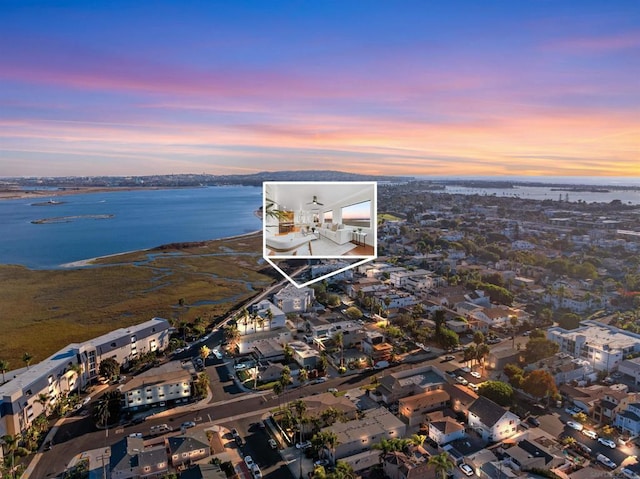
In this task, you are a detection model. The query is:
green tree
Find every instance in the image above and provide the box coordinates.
[437,328,459,350]
[194,372,210,398]
[344,306,363,320]
[473,331,485,347]
[522,370,557,401]
[427,452,455,479]
[525,337,560,363]
[558,312,581,330]
[98,357,120,380]
[478,381,514,406]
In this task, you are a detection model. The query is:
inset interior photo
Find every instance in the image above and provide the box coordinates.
[263,181,377,259]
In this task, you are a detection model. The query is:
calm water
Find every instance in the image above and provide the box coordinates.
[441,185,640,204]
[0,186,263,269]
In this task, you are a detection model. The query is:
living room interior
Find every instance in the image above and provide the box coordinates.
[263,182,376,258]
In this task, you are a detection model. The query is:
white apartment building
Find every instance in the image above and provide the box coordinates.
[389,269,431,288]
[272,284,315,314]
[0,318,171,437]
[547,320,640,372]
[121,364,192,410]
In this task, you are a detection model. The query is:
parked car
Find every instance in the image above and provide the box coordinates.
[456,376,468,386]
[527,416,540,427]
[150,424,172,435]
[470,371,481,379]
[621,468,640,479]
[314,459,330,467]
[460,366,471,373]
[211,348,223,359]
[468,383,479,392]
[374,360,389,369]
[129,432,143,438]
[251,464,262,479]
[576,442,592,454]
[244,456,255,468]
[231,428,243,446]
[598,437,616,449]
[296,440,312,450]
[597,453,616,469]
[566,420,583,431]
[234,363,248,370]
[459,463,474,477]
[268,438,278,449]
[181,421,196,429]
[443,355,455,361]
[327,388,338,393]
[582,429,597,440]
[565,406,581,416]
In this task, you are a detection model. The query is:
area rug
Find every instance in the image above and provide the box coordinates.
[294,237,357,257]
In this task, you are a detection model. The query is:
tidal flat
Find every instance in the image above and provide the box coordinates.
[0,232,274,366]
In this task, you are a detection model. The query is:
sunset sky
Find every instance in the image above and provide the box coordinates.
[1,1,638,178]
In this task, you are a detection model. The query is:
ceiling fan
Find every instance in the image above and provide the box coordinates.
[306,195,324,206]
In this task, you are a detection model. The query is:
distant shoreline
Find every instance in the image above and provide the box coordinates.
[0,186,169,201]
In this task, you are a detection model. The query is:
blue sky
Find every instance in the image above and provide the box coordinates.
[1,1,638,177]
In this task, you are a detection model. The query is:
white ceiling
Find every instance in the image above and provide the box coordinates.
[266,182,374,212]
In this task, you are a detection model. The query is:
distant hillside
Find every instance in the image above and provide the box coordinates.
[4,170,413,188]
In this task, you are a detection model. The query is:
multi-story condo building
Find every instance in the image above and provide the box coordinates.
[272,284,315,314]
[0,318,170,437]
[547,320,640,372]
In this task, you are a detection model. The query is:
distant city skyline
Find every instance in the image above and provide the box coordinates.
[1,1,638,178]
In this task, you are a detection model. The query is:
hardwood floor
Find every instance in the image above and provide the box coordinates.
[345,242,375,256]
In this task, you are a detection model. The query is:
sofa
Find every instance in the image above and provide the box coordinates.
[317,223,353,245]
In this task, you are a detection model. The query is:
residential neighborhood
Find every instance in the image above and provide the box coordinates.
[2,180,640,479]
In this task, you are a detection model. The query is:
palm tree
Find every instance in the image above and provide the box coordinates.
[69,363,83,392]
[199,345,211,361]
[334,331,344,369]
[476,343,491,373]
[265,308,273,331]
[410,434,427,447]
[428,451,455,479]
[332,461,356,479]
[35,393,50,417]
[22,352,33,370]
[0,359,8,384]
[94,397,110,428]
[298,368,309,386]
[510,315,518,348]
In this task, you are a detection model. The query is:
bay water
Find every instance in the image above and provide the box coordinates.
[0,186,263,269]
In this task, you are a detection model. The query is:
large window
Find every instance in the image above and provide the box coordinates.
[341,200,371,228]
[323,210,333,223]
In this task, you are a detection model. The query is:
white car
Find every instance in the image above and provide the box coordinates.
[268,438,278,449]
[461,366,471,373]
[598,437,616,449]
[582,429,597,440]
[459,463,474,477]
[597,453,616,469]
[456,376,468,386]
[468,383,479,392]
[327,388,338,393]
[234,363,248,370]
[296,440,312,450]
[244,456,255,468]
[251,464,262,478]
[212,348,223,359]
[470,371,481,379]
[566,420,583,431]
[621,468,640,479]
